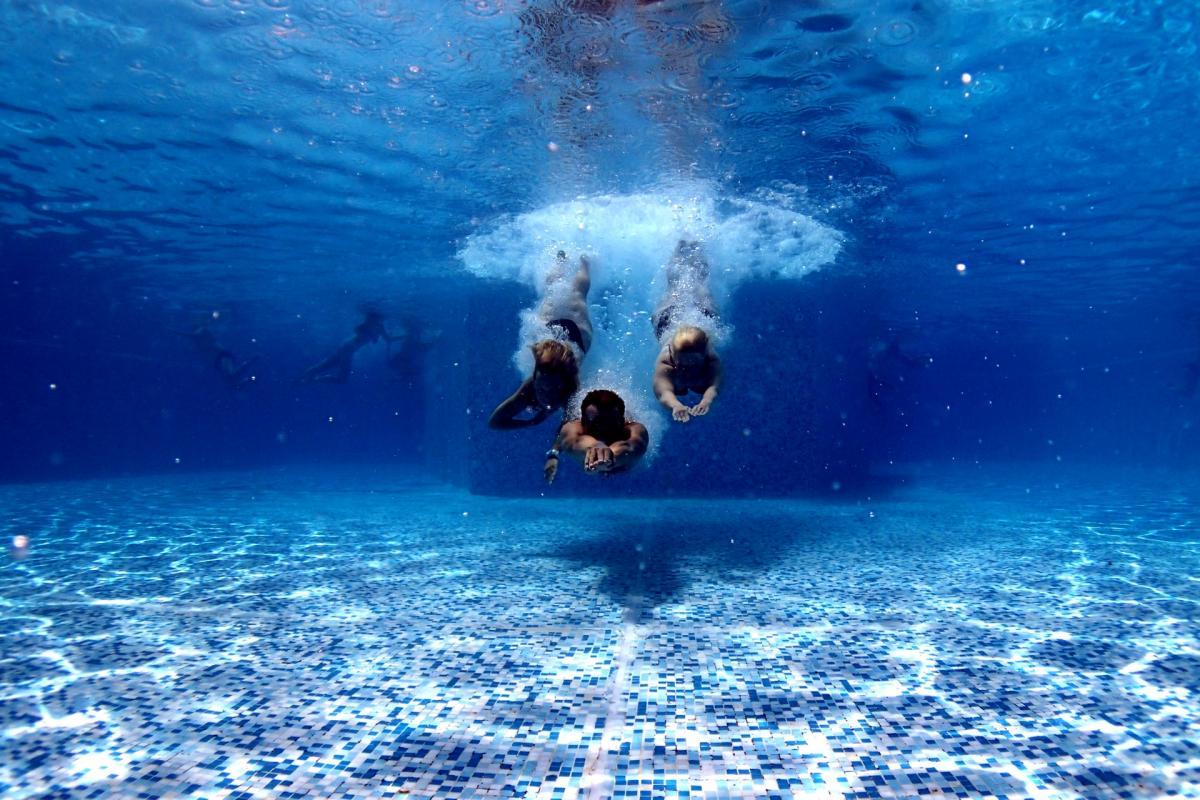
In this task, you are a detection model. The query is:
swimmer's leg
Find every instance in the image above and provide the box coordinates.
[667,243,717,319]
[231,357,259,389]
[651,307,671,341]
[572,255,591,300]
[695,281,718,319]
[299,353,341,384]
[571,256,594,351]
[538,251,573,320]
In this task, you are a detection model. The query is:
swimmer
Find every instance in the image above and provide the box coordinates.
[653,325,723,422]
[298,309,399,384]
[651,240,723,422]
[387,318,439,384]
[490,252,593,429]
[177,323,258,389]
[545,389,648,483]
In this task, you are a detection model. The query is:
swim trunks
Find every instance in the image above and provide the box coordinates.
[653,305,717,341]
[547,317,589,354]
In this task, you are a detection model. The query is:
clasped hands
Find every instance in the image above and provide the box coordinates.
[671,397,711,423]
[584,444,618,473]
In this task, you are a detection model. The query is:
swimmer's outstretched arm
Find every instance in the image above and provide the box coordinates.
[556,421,648,474]
[489,379,548,429]
[555,421,593,456]
[544,427,567,484]
[653,347,693,422]
[556,421,607,472]
[607,423,648,470]
[298,353,338,382]
[691,351,723,416]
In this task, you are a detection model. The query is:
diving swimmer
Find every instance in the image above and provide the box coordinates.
[651,240,723,422]
[298,309,399,384]
[545,389,649,483]
[177,323,257,389]
[489,252,593,429]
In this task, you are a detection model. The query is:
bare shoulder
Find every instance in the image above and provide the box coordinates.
[626,422,649,448]
[558,420,584,441]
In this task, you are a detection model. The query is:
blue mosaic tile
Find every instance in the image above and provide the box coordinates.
[0,471,1197,798]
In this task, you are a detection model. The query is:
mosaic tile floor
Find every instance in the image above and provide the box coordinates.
[1,467,1198,799]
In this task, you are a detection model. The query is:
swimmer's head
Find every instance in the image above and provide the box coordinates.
[531,340,578,407]
[357,308,386,339]
[580,389,626,442]
[671,326,710,366]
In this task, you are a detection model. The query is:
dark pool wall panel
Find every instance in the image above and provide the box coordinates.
[419,290,471,487]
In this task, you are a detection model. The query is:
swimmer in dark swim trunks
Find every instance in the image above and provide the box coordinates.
[545,389,649,483]
[489,252,594,429]
[651,240,724,422]
[298,309,400,384]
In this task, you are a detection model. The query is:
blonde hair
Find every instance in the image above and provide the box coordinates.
[531,340,578,400]
[671,325,709,353]
[532,339,578,376]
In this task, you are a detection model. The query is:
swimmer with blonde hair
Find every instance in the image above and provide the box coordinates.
[651,240,723,422]
[490,252,593,429]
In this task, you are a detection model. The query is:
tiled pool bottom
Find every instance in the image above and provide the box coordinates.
[1,470,1197,799]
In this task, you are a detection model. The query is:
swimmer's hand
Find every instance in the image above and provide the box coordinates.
[671,406,691,423]
[544,457,558,485]
[584,444,614,472]
[690,398,712,416]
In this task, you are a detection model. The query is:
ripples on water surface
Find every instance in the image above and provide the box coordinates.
[1,0,1197,328]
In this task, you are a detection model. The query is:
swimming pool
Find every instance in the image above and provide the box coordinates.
[2,466,1196,798]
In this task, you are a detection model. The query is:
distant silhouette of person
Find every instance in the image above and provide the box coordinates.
[490,252,593,429]
[545,389,648,483]
[299,309,399,384]
[651,240,723,422]
[867,334,930,409]
[386,319,438,386]
[177,323,257,389]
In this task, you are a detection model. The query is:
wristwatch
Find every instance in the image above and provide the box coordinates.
[545,449,559,459]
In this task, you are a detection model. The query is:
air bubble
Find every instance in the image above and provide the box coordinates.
[876,19,916,46]
[465,0,502,17]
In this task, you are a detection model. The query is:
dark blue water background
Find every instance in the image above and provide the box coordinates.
[1,0,1198,490]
